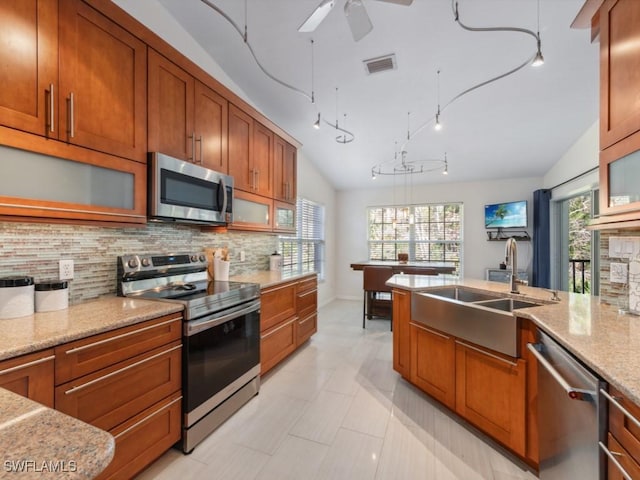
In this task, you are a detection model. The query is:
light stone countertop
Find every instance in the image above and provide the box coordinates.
[387,274,640,405]
[0,296,183,361]
[0,388,114,479]
[230,270,317,289]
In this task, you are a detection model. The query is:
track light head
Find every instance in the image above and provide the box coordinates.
[434,112,442,131]
[313,113,321,129]
[532,49,544,67]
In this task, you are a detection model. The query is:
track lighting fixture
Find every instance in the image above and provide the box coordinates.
[434,70,442,131]
[313,113,321,129]
[531,0,544,67]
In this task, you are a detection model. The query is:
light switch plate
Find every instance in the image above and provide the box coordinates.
[610,262,628,283]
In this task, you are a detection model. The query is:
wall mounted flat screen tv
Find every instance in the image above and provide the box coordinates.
[484,200,528,228]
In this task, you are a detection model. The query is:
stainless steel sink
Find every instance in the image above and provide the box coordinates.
[474,298,541,312]
[425,287,499,303]
[411,287,542,357]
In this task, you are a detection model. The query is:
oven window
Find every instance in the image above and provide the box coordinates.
[161,168,219,211]
[185,308,260,413]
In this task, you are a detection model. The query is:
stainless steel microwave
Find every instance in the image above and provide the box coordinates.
[148,153,233,225]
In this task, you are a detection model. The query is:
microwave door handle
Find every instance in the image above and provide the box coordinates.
[220,176,228,217]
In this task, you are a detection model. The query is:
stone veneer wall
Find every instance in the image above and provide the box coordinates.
[599,228,640,308]
[0,222,278,305]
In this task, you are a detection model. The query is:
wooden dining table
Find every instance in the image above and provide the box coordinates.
[350,260,456,275]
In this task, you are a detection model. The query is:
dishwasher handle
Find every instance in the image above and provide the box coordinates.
[527,343,596,401]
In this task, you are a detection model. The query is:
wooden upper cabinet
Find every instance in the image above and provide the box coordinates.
[148,49,228,172]
[228,104,254,192]
[600,0,640,149]
[148,49,194,161]
[194,81,228,173]
[274,135,297,203]
[253,122,274,197]
[58,0,147,162]
[0,0,58,137]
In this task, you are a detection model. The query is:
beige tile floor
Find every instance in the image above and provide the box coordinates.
[136,299,538,480]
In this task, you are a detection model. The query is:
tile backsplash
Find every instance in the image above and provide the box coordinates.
[599,229,640,308]
[0,222,278,304]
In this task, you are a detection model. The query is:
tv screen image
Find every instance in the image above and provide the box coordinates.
[484,200,527,228]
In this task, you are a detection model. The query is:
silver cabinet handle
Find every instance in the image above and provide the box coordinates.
[458,340,517,367]
[64,344,181,395]
[527,343,595,401]
[68,92,75,138]
[298,289,317,298]
[114,395,182,440]
[196,135,203,164]
[48,83,55,133]
[189,132,196,161]
[64,317,181,355]
[599,441,633,480]
[410,321,451,340]
[186,300,260,336]
[601,388,640,430]
[0,355,55,376]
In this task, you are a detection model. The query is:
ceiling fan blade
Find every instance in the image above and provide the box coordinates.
[298,0,336,33]
[344,0,373,42]
[373,0,413,5]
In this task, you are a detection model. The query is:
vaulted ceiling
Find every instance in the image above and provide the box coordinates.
[156,0,599,190]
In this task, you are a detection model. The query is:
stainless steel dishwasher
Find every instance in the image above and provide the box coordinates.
[527,330,606,480]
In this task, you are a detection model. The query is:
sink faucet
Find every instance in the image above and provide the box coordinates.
[505,237,526,294]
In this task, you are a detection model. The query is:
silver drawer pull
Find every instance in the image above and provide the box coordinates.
[0,355,55,376]
[601,388,640,430]
[68,92,75,138]
[48,83,55,133]
[410,322,451,340]
[64,344,181,395]
[114,396,182,440]
[458,340,517,367]
[64,317,180,355]
[599,441,633,480]
[298,289,317,298]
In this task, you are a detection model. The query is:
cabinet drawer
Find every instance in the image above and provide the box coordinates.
[95,393,182,480]
[609,386,640,465]
[297,312,317,345]
[55,313,182,385]
[297,287,317,319]
[261,282,297,332]
[0,350,54,407]
[55,341,181,432]
[261,318,296,375]
[607,432,640,480]
[297,276,317,294]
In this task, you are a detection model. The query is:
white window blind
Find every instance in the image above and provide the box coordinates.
[367,203,462,274]
[279,198,325,279]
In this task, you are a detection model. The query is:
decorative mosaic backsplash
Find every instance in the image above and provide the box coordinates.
[599,229,640,309]
[0,222,278,304]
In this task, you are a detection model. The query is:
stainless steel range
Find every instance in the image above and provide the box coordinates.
[117,252,261,453]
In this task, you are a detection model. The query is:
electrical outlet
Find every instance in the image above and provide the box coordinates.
[239,251,246,262]
[59,259,74,280]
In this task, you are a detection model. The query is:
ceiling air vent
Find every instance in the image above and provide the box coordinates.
[363,54,397,75]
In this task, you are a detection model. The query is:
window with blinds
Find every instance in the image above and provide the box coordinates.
[279,198,325,279]
[368,203,462,274]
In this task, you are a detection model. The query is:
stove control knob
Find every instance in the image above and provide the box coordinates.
[190,254,198,263]
[127,258,139,269]
[141,258,151,267]
[199,254,206,263]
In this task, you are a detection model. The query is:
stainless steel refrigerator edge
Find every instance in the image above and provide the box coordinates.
[528,330,607,480]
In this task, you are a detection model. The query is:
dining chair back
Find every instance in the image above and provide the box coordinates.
[362,266,394,329]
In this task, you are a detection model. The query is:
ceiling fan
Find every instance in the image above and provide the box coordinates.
[298,0,413,42]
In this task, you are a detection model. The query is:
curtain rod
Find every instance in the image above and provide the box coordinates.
[549,166,599,192]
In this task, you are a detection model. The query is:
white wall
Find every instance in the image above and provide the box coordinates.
[336,177,543,300]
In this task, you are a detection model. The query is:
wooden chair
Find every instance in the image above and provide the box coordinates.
[362,266,394,329]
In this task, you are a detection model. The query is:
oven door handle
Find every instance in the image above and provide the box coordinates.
[186,299,260,336]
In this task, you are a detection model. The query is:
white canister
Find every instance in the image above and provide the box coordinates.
[35,281,69,313]
[0,276,35,319]
[269,252,282,271]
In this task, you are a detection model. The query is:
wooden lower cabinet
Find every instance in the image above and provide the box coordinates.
[260,274,318,375]
[392,288,410,378]
[455,341,526,457]
[54,312,183,480]
[0,349,54,407]
[606,385,640,479]
[96,392,182,480]
[607,433,640,480]
[410,322,456,410]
